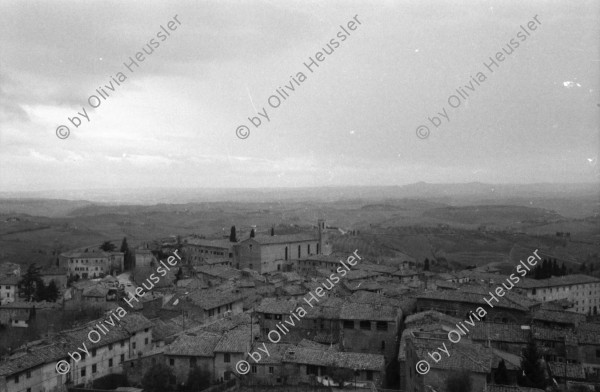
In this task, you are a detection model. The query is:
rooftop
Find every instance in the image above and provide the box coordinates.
[244,233,319,245]
[282,347,384,371]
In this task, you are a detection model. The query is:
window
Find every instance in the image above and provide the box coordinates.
[265,313,272,319]
[132,342,136,350]
[108,344,113,350]
[251,365,257,374]
[344,320,354,329]
[275,314,282,320]
[367,370,373,381]
[92,364,97,373]
[298,245,301,258]
[26,371,31,379]
[285,247,288,261]
[109,358,113,367]
[308,244,311,254]
[376,321,388,331]
[121,354,125,363]
[224,353,231,363]
[81,368,86,377]
[145,328,149,332]
[381,341,386,350]
[190,357,197,368]
[121,341,125,347]
[269,366,274,374]
[14,375,19,383]
[145,338,149,345]
[92,349,97,357]
[170,358,175,366]
[360,321,371,330]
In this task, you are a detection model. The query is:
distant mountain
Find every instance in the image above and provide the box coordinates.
[0,182,597,218]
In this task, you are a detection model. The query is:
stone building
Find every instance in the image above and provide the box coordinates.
[234,219,331,274]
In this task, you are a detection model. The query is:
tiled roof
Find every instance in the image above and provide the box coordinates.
[348,291,402,308]
[118,312,154,333]
[0,343,67,376]
[344,270,381,281]
[214,325,257,353]
[548,361,586,379]
[405,310,461,327]
[339,302,397,321]
[0,275,20,285]
[83,285,109,297]
[194,266,242,280]
[187,287,244,310]
[470,323,529,343]
[355,263,398,274]
[283,347,384,371]
[165,331,222,356]
[412,339,492,373]
[244,233,318,245]
[200,313,252,333]
[249,342,294,364]
[185,238,234,248]
[518,275,600,289]
[491,348,522,370]
[256,297,298,314]
[533,309,586,325]
[416,287,535,312]
[576,323,600,344]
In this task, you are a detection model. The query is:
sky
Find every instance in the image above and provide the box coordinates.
[0,0,598,193]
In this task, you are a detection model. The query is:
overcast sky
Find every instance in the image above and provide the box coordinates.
[0,0,598,193]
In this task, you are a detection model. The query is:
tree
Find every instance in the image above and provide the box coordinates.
[495,359,509,385]
[250,228,255,238]
[44,280,60,302]
[20,264,44,302]
[328,367,354,388]
[445,370,472,392]
[423,258,430,271]
[518,333,546,389]
[229,226,237,242]
[141,363,176,392]
[552,259,559,277]
[100,241,116,252]
[185,366,211,391]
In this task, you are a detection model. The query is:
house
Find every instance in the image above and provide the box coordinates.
[60,312,154,387]
[213,325,259,381]
[164,331,222,383]
[181,238,236,265]
[0,342,68,392]
[162,287,244,323]
[404,338,492,392]
[234,220,331,274]
[515,275,600,315]
[281,346,385,386]
[60,250,125,278]
[0,275,19,304]
[134,248,157,268]
[39,266,68,291]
